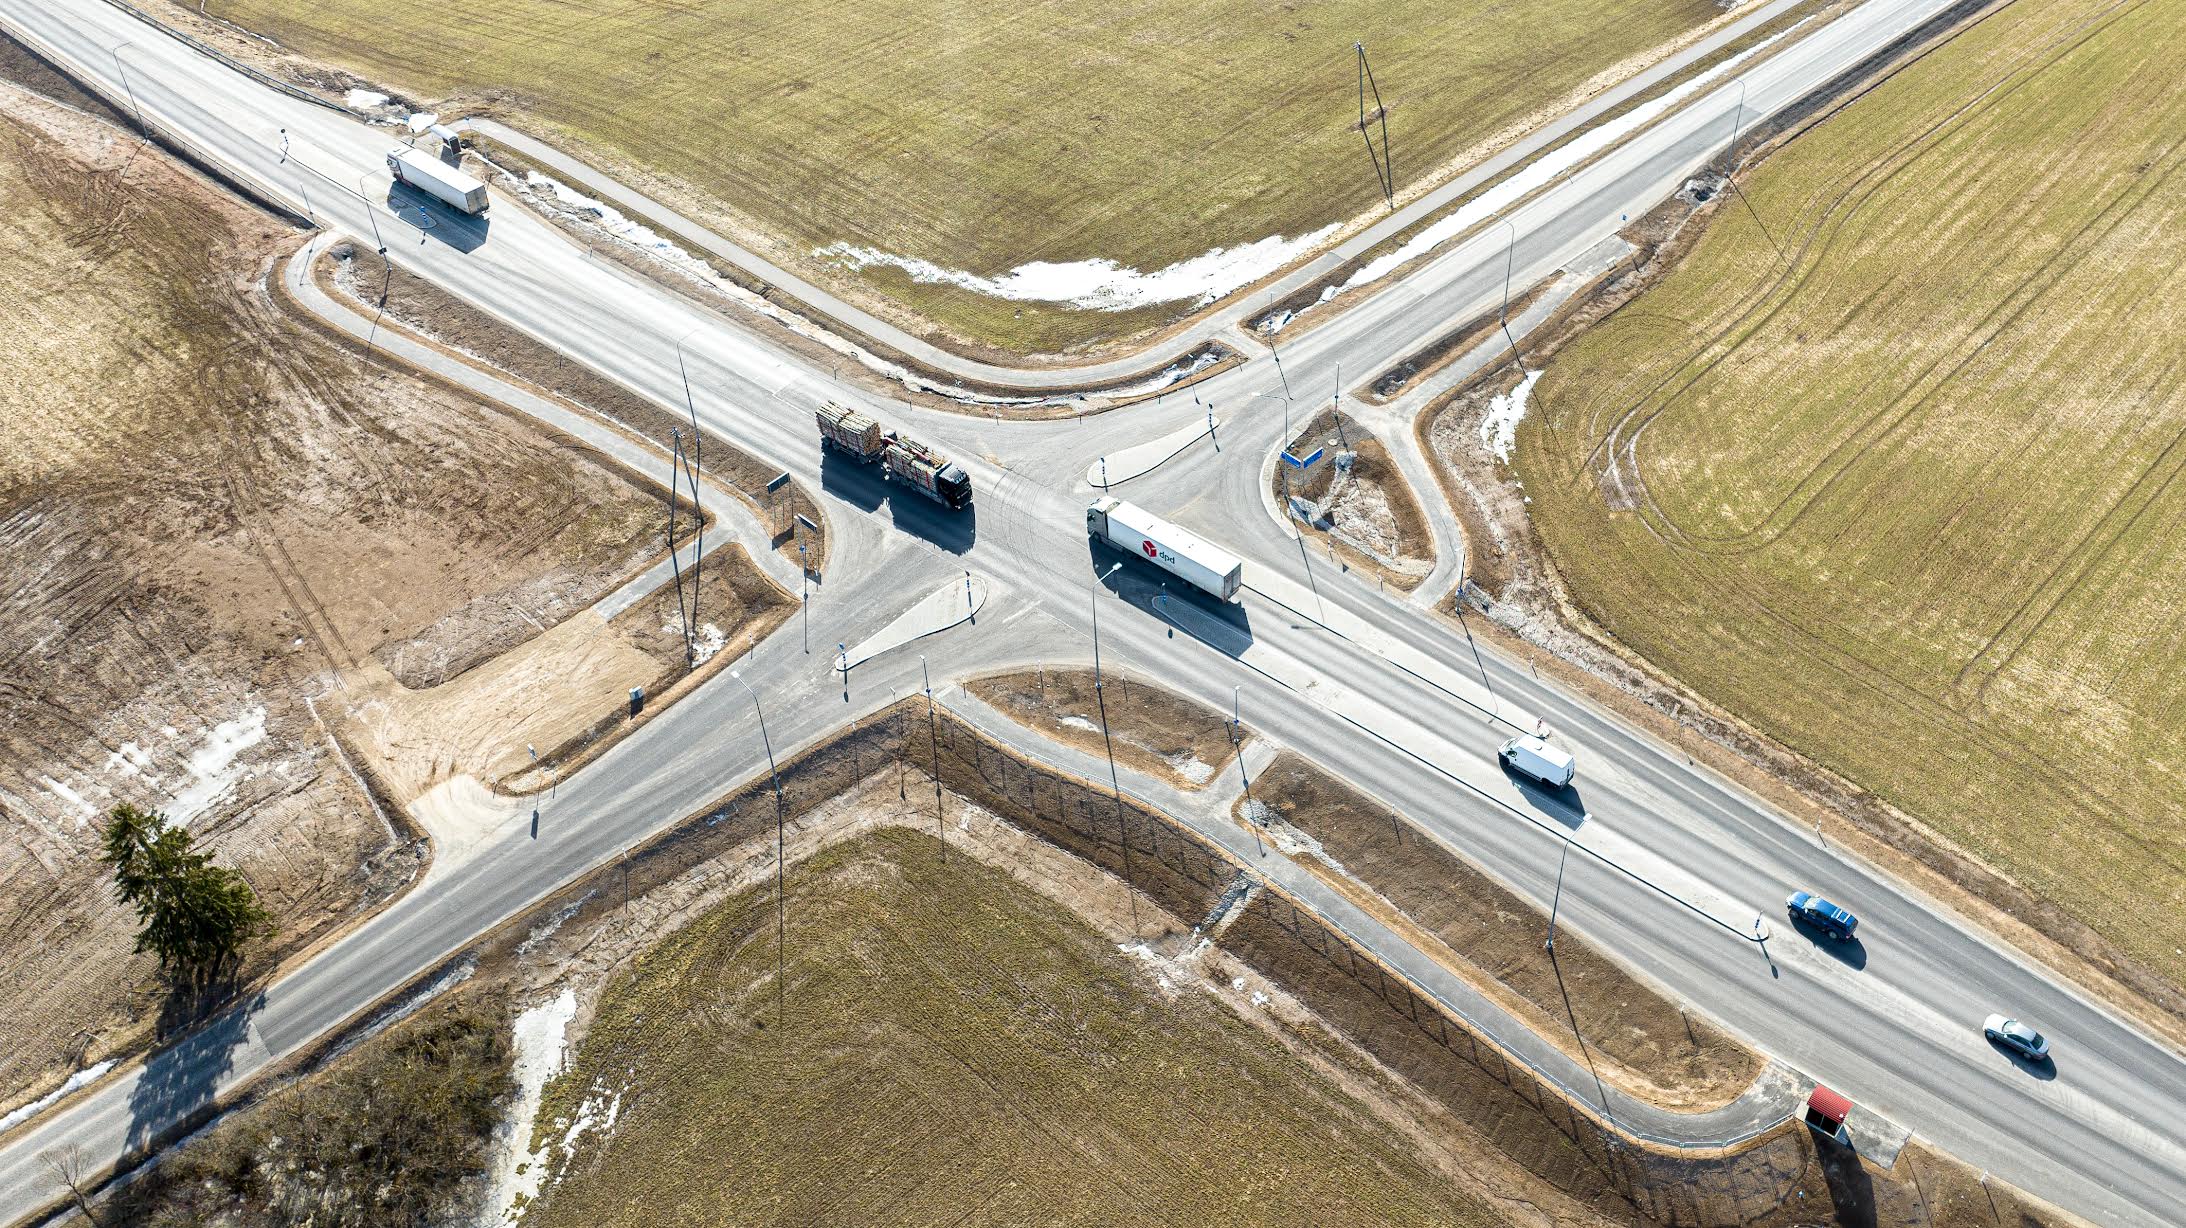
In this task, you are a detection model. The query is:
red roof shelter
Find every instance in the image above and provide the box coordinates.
[1804,1085,1853,1140]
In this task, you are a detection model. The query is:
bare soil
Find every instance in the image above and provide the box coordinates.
[330,242,829,573]
[1274,408,1435,588]
[0,78,664,1114]
[963,666,1244,790]
[1242,752,1759,1110]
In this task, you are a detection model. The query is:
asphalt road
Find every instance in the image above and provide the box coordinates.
[2,0,2183,1224]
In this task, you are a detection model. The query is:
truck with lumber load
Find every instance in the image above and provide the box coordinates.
[815,403,972,510]
[385,146,488,215]
[1085,496,1243,602]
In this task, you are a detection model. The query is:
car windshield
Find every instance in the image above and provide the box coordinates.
[2007,1023,2043,1045]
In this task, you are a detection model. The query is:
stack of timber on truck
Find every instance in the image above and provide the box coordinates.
[816,403,973,509]
[1085,497,1243,601]
[386,146,489,214]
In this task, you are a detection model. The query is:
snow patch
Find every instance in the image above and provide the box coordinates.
[817,224,1338,314]
[1167,753,1214,785]
[0,1061,115,1134]
[345,88,389,109]
[407,111,440,134]
[1056,714,1101,734]
[168,706,268,826]
[1480,369,1543,464]
[104,741,156,780]
[482,990,576,1224]
[1300,21,1805,315]
[40,775,95,826]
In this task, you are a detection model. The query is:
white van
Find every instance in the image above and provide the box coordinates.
[1499,735,1575,788]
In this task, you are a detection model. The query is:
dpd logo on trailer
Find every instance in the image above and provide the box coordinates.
[1142,540,1158,559]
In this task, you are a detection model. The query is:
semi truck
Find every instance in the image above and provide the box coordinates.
[815,403,972,510]
[386,146,489,215]
[1085,497,1243,602]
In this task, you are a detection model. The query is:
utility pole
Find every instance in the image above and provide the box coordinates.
[731,670,786,1024]
[798,540,809,653]
[1356,42,1394,210]
[1546,840,1570,949]
[1090,563,1138,937]
[922,655,944,857]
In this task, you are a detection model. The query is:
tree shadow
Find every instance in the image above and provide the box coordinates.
[125,981,267,1157]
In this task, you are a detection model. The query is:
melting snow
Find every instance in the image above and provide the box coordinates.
[407,111,440,134]
[344,88,389,109]
[484,990,577,1224]
[817,224,1339,313]
[1297,21,1807,315]
[0,1061,115,1134]
[1480,369,1543,464]
[104,741,155,779]
[168,706,268,826]
[40,776,95,827]
[1057,714,1101,734]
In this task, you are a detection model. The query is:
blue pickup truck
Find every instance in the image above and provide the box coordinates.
[1786,890,1859,940]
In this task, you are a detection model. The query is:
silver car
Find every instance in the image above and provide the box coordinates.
[1983,1014,2051,1061]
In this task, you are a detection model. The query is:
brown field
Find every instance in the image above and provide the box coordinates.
[0,74,665,1110]
[964,666,1245,789]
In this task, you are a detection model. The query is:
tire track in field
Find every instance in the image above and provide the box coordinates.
[1569,0,2145,546]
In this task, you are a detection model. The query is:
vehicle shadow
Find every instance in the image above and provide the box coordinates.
[126,982,267,1155]
[383,182,490,253]
[1787,922,1869,970]
[1498,759,1586,828]
[819,451,976,553]
[1094,538,1255,652]
[1990,1039,2059,1081]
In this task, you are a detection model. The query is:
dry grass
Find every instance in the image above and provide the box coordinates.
[190,0,1720,356]
[522,826,1504,1227]
[1517,0,2186,990]
[0,78,660,1108]
[1243,753,1760,1109]
[1276,408,1434,585]
[963,666,1243,789]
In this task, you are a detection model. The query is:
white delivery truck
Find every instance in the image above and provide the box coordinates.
[386,146,489,215]
[1086,497,1243,602]
[1498,734,1576,788]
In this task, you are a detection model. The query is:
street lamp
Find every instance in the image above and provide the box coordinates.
[731,669,786,1022]
[1231,685,1262,858]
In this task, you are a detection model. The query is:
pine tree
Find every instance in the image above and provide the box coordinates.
[100,804,273,985]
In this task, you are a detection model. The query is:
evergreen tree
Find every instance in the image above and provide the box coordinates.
[99,804,273,985]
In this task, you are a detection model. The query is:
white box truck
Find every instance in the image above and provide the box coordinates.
[1086,497,1243,602]
[1498,734,1576,788]
[386,146,488,215]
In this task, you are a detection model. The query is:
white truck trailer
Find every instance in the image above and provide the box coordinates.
[386,146,489,215]
[1085,497,1243,602]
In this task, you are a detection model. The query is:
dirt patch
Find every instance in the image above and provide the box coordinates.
[1243,753,1759,1110]
[1273,408,1435,588]
[963,666,1244,790]
[0,79,661,1114]
[328,242,829,573]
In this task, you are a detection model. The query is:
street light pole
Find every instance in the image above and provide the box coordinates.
[109,44,149,142]
[731,670,787,1023]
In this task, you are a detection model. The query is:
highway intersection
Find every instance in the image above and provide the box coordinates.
[2,0,2183,1223]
